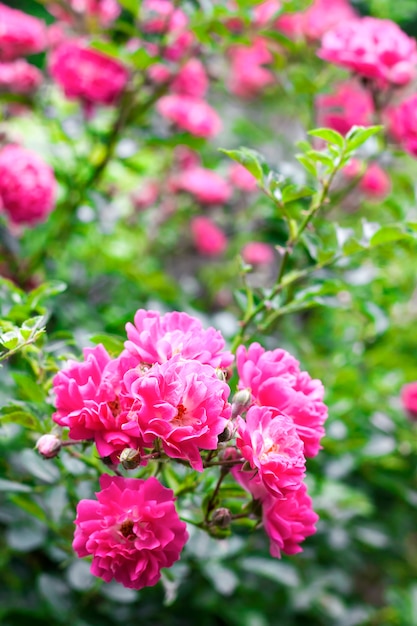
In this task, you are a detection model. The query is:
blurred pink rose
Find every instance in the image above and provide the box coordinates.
[0,60,42,94]
[388,95,417,157]
[316,81,374,136]
[49,41,129,107]
[0,3,47,61]
[318,17,417,86]
[0,144,56,226]
[228,163,258,192]
[141,0,188,34]
[277,0,356,41]
[401,382,417,419]
[73,475,188,589]
[228,38,274,98]
[157,94,222,137]
[174,167,232,204]
[191,216,227,257]
[171,59,208,98]
[49,0,121,25]
[242,242,275,265]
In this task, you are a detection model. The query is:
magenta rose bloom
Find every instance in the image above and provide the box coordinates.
[73,475,188,589]
[262,483,318,557]
[401,382,417,419]
[228,38,274,99]
[50,0,121,26]
[315,81,374,136]
[125,309,233,368]
[123,356,231,471]
[0,144,56,226]
[0,60,42,94]
[236,405,305,498]
[388,94,417,158]
[318,17,417,86]
[157,94,222,138]
[49,41,129,107]
[237,343,327,457]
[0,3,47,61]
[52,345,141,459]
[173,166,232,205]
[191,216,227,257]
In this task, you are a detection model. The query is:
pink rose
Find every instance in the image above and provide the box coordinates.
[277,0,356,41]
[315,81,374,136]
[157,94,222,137]
[236,405,306,497]
[73,475,188,589]
[0,60,42,94]
[241,242,275,265]
[388,95,417,157]
[318,17,417,86]
[263,483,318,557]
[228,38,274,98]
[52,345,142,460]
[237,343,328,457]
[49,0,121,25]
[0,145,56,226]
[123,356,231,471]
[191,216,228,257]
[174,167,232,205]
[125,309,234,368]
[171,59,208,99]
[401,382,417,419]
[0,3,47,61]
[228,163,258,192]
[49,41,129,107]
[141,0,188,34]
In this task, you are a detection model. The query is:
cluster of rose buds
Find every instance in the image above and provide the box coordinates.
[37,309,327,590]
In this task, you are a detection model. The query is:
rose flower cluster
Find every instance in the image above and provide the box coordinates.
[38,309,327,590]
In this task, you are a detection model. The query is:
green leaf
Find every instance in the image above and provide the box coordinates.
[0,408,39,430]
[308,128,345,149]
[89,334,124,355]
[0,478,32,493]
[346,125,383,151]
[369,225,409,247]
[27,281,67,310]
[296,154,317,177]
[219,147,266,182]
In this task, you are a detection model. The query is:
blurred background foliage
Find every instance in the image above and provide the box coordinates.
[1,1,417,625]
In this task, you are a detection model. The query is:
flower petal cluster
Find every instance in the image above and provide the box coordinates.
[52,345,141,459]
[73,475,188,589]
[315,81,374,137]
[191,216,227,257]
[401,382,417,419]
[229,163,258,193]
[157,94,222,138]
[125,309,233,368]
[262,484,318,557]
[49,41,129,107]
[0,60,42,94]
[49,0,121,25]
[388,95,417,158]
[228,38,274,99]
[173,166,232,205]
[318,17,417,86]
[236,406,305,497]
[277,0,356,42]
[0,3,47,61]
[0,144,56,226]
[237,342,327,457]
[124,356,231,471]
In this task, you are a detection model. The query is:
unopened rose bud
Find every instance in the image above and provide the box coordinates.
[119,448,141,470]
[36,433,61,459]
[215,368,226,382]
[231,388,252,418]
[211,507,232,529]
[218,422,234,443]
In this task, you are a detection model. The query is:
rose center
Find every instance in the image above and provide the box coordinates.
[119,519,135,539]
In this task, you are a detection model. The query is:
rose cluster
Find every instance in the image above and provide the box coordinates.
[42,309,327,590]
